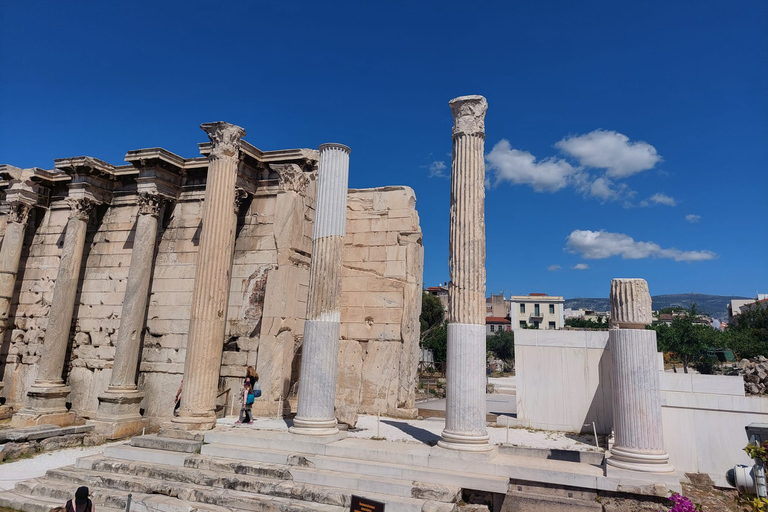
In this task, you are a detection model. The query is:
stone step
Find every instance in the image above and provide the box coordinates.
[103,443,191,466]
[130,433,202,453]
[204,429,345,455]
[201,442,507,495]
[44,462,457,512]
[17,473,346,512]
[0,489,122,512]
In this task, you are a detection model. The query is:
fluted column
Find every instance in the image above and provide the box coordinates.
[607,278,674,473]
[0,202,33,335]
[172,122,244,431]
[439,95,492,452]
[12,199,95,427]
[290,143,350,436]
[91,193,165,438]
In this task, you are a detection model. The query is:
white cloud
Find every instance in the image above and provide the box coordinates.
[640,193,677,207]
[555,130,662,178]
[428,161,448,178]
[573,263,589,270]
[686,214,701,223]
[548,264,562,271]
[565,229,717,262]
[486,139,576,192]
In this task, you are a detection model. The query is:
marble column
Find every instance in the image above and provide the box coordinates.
[290,143,350,436]
[172,122,245,431]
[439,95,492,452]
[606,278,674,473]
[91,193,165,438]
[0,201,33,335]
[12,198,95,427]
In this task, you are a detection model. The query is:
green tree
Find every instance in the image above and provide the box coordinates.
[565,317,608,330]
[487,329,514,361]
[420,291,447,362]
[725,301,768,358]
[651,303,714,373]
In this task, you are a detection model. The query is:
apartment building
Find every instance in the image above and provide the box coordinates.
[510,293,565,330]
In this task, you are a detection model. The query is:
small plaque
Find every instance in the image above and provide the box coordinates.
[350,494,385,512]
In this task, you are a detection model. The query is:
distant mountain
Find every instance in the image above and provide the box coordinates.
[564,293,751,322]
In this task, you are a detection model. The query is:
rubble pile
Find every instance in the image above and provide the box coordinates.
[741,356,768,395]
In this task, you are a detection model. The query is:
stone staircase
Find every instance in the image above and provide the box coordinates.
[0,429,483,512]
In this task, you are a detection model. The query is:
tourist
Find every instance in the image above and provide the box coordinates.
[236,367,260,424]
[65,486,94,512]
[174,379,182,416]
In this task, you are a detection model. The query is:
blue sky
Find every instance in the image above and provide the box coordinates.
[1,1,765,299]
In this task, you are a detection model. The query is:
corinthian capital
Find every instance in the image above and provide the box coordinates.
[137,192,166,217]
[66,198,96,221]
[271,163,310,194]
[201,121,246,160]
[8,201,32,225]
[449,95,487,138]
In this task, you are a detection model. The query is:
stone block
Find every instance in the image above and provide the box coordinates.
[335,339,363,427]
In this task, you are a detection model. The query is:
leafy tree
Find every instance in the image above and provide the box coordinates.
[725,301,768,358]
[651,303,714,373]
[420,291,447,362]
[565,317,608,330]
[487,329,514,361]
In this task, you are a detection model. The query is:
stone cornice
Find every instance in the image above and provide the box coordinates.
[200,121,245,160]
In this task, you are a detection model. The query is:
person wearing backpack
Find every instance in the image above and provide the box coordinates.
[236,367,260,424]
[64,486,94,512]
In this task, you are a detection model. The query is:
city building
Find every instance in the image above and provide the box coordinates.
[486,316,511,335]
[728,294,767,323]
[510,293,565,330]
[486,293,511,317]
[426,283,449,312]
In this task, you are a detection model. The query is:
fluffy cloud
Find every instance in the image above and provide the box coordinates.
[486,139,576,192]
[555,130,661,178]
[428,161,448,178]
[565,229,717,262]
[640,193,677,207]
[548,264,562,271]
[573,263,589,270]
[686,214,701,223]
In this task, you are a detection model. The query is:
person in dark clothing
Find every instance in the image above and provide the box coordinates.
[66,486,94,512]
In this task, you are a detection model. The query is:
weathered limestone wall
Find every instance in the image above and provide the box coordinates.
[336,187,423,425]
[0,155,422,430]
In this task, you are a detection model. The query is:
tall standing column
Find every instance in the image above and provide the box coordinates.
[439,95,492,452]
[0,201,33,335]
[290,143,350,436]
[172,122,245,430]
[91,193,165,438]
[607,278,674,473]
[12,198,95,427]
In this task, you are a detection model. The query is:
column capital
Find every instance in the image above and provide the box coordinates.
[610,278,653,329]
[271,163,311,194]
[7,201,33,225]
[200,122,246,160]
[137,192,167,217]
[449,95,487,138]
[66,197,97,221]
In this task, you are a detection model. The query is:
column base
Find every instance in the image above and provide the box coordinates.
[289,416,339,436]
[88,389,147,440]
[169,411,217,431]
[11,384,75,428]
[437,430,494,452]
[607,446,675,473]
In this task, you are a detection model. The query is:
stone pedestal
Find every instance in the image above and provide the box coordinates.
[291,143,350,436]
[91,194,164,438]
[12,199,94,428]
[439,95,492,452]
[606,278,674,473]
[172,122,245,431]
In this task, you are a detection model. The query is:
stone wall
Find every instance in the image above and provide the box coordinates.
[0,157,423,429]
[335,187,423,425]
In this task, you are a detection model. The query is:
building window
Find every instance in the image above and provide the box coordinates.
[534,304,540,316]
[534,321,540,329]
[549,304,555,314]
[549,321,556,329]
[490,325,495,332]
[519,304,525,313]
[520,321,526,328]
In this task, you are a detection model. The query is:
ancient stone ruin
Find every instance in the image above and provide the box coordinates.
[0,122,423,437]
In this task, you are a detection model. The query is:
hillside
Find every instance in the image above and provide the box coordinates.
[564,293,751,321]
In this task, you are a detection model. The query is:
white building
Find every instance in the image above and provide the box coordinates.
[510,293,565,330]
